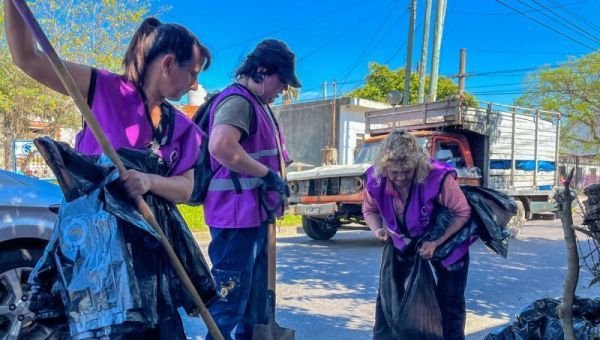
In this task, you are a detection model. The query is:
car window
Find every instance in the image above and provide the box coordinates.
[354,137,428,164]
[433,140,466,168]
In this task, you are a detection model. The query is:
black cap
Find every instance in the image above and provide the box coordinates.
[249,39,302,88]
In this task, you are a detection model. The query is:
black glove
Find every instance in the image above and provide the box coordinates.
[261,169,290,197]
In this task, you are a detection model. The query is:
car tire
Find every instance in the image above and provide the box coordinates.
[302,217,338,240]
[0,247,64,340]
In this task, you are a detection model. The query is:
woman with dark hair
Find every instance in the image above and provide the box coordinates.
[363,129,474,340]
[5,2,215,338]
[203,39,301,339]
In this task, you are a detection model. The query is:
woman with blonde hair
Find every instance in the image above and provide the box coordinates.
[363,129,474,339]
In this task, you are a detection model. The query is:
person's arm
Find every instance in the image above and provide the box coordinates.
[419,175,471,259]
[4,0,91,97]
[363,190,388,241]
[120,168,195,203]
[208,124,269,177]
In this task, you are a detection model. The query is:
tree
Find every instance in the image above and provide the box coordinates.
[282,86,299,105]
[515,53,600,158]
[0,0,163,170]
[348,62,476,105]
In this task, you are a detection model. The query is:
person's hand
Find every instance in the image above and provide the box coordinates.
[261,169,290,197]
[121,169,152,197]
[419,240,438,260]
[373,228,388,242]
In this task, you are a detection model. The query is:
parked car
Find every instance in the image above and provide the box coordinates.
[0,169,61,339]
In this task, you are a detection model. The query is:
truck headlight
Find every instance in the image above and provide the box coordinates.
[289,180,299,194]
[340,176,364,194]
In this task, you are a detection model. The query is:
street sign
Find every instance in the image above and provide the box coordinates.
[13,140,54,180]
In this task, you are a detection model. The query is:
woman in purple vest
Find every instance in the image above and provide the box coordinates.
[363,129,473,339]
[204,39,300,339]
[6,2,215,338]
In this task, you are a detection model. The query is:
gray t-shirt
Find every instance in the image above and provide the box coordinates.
[212,95,252,138]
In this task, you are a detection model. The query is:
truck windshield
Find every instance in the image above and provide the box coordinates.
[354,137,428,164]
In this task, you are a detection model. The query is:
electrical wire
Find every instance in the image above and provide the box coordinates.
[335,1,405,85]
[214,0,371,52]
[496,0,597,51]
[524,0,600,45]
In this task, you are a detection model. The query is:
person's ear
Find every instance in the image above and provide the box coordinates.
[161,54,176,76]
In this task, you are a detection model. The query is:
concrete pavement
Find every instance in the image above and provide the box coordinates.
[184,218,600,339]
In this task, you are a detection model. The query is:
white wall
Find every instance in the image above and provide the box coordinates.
[338,108,365,165]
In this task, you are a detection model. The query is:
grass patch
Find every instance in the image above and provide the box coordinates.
[177,205,302,233]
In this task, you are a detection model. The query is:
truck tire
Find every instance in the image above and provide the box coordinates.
[302,217,338,240]
[508,201,526,239]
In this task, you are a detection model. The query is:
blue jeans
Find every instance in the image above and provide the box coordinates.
[206,225,268,340]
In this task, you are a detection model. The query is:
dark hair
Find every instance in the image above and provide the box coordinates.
[123,17,212,86]
[235,39,301,87]
[235,55,278,83]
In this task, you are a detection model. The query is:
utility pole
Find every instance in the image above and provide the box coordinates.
[332,80,337,149]
[427,0,447,102]
[322,81,328,99]
[417,0,432,103]
[403,0,417,105]
[458,48,466,95]
[322,80,338,165]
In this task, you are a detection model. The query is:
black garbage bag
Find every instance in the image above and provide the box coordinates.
[378,240,443,339]
[485,297,600,340]
[396,254,444,339]
[422,206,479,261]
[461,186,515,258]
[29,137,217,339]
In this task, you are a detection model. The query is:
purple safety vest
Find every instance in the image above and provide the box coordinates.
[365,160,470,266]
[203,84,289,228]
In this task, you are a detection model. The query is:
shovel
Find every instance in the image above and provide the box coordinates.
[252,209,295,340]
[253,101,295,339]
[10,1,223,339]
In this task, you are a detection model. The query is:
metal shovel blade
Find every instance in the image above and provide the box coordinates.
[252,289,295,340]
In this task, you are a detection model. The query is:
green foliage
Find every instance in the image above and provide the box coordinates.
[178,205,303,233]
[0,0,165,169]
[349,62,476,105]
[515,53,600,158]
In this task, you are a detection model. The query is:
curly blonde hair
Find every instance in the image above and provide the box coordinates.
[373,129,431,183]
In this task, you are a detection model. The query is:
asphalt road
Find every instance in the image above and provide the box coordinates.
[182,218,600,339]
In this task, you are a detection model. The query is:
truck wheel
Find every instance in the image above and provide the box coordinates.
[508,201,526,239]
[302,217,338,240]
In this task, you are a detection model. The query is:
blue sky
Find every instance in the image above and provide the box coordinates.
[160,0,599,105]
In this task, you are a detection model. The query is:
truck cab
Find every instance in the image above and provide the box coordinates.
[288,131,480,240]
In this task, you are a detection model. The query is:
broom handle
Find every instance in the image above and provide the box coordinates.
[11,1,223,339]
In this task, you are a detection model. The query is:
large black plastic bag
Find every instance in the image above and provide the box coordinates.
[397,255,444,339]
[379,240,444,339]
[461,186,515,258]
[29,137,216,338]
[423,206,479,260]
[485,297,600,339]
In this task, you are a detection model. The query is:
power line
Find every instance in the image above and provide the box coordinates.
[213,0,369,52]
[468,48,587,56]
[335,1,405,84]
[299,0,397,62]
[449,0,588,16]
[524,0,600,45]
[547,0,600,36]
[495,0,598,51]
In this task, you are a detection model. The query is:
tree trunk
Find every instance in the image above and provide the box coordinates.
[557,168,578,340]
